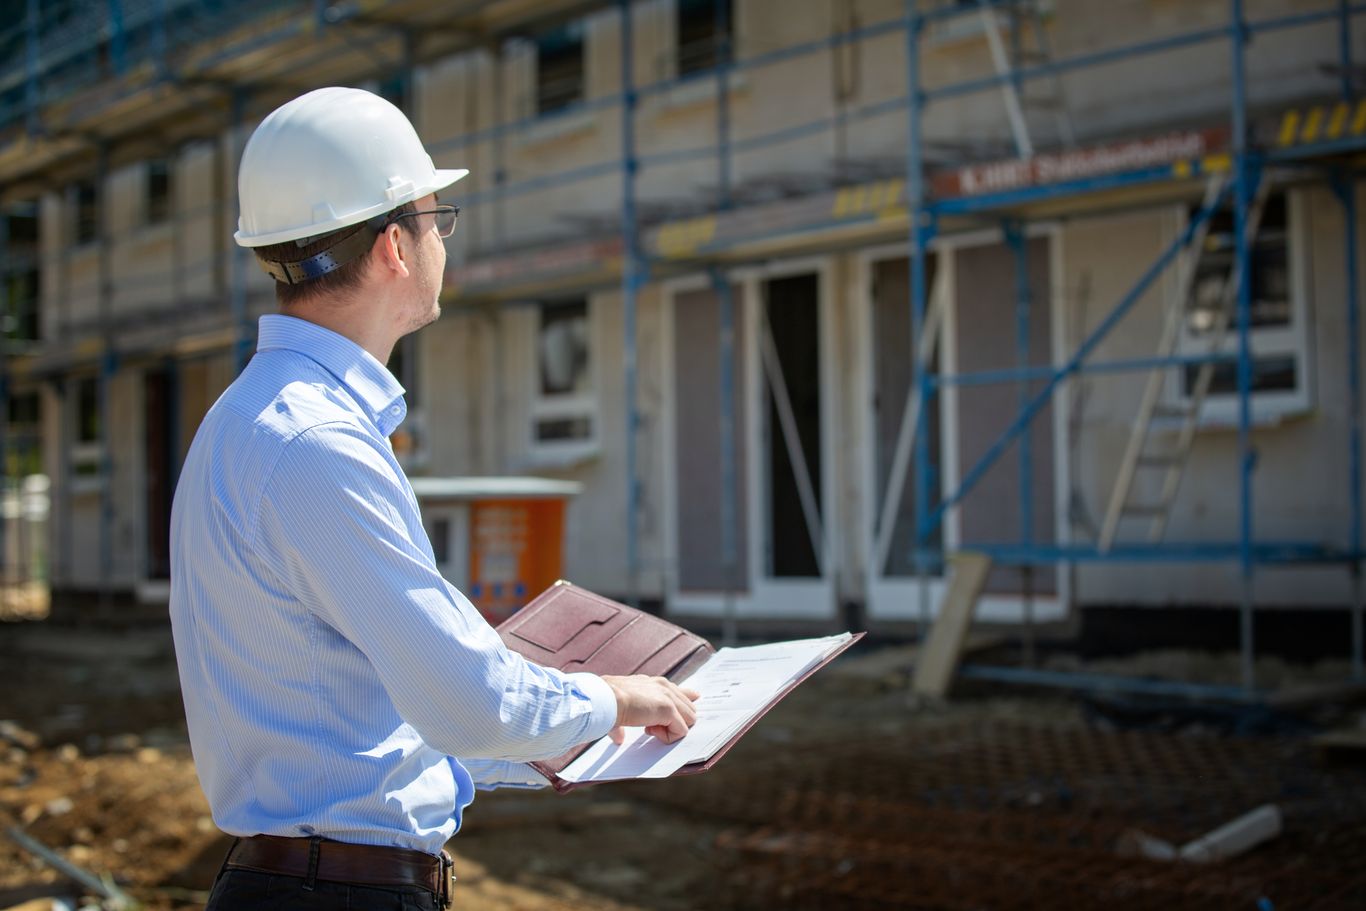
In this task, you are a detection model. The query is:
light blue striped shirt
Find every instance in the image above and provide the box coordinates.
[169,314,617,856]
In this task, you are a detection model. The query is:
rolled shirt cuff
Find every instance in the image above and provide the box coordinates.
[566,672,618,743]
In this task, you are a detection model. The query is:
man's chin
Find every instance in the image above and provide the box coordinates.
[408,303,441,333]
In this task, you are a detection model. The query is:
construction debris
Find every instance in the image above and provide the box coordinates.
[0,722,39,752]
[1178,804,1283,863]
[1118,804,1284,864]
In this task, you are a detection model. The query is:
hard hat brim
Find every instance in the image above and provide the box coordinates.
[234,168,469,247]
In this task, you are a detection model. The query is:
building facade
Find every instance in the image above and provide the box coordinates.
[1,0,1361,638]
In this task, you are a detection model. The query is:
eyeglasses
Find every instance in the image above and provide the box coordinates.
[384,204,460,238]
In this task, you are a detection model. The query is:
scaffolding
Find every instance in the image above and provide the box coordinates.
[0,1,1362,694]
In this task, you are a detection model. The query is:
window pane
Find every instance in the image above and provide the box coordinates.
[77,378,100,443]
[1185,191,1291,335]
[1183,355,1297,397]
[535,416,593,442]
[678,0,732,77]
[536,22,584,114]
[146,159,171,224]
[538,299,590,397]
[75,181,99,245]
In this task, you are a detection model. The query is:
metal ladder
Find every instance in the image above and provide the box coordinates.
[978,0,1077,157]
[1097,173,1271,552]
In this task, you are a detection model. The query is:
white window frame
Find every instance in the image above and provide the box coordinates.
[527,297,600,465]
[1168,187,1314,426]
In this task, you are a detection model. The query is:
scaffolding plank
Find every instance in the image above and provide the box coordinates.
[911,551,993,700]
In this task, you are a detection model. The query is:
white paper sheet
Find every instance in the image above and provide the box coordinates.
[558,633,852,784]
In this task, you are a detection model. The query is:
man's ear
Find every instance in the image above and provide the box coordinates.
[374,224,412,279]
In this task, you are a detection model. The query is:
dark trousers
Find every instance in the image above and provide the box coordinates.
[205,868,441,910]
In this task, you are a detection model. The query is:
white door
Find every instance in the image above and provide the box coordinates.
[665,261,837,622]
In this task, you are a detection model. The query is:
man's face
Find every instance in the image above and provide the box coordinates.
[403,193,447,334]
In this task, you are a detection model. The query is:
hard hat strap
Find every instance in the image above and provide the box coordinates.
[254,214,387,285]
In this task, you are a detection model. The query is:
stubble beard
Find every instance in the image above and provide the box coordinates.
[404,243,443,334]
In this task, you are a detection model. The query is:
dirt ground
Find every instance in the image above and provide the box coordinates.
[3,617,1366,911]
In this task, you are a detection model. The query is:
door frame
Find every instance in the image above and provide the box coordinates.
[661,255,839,621]
[857,225,1072,623]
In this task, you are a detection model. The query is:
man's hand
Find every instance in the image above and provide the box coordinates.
[600,675,700,745]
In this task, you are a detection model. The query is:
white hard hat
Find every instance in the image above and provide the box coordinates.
[234,86,467,247]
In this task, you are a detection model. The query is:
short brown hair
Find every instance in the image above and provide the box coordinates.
[255,201,420,307]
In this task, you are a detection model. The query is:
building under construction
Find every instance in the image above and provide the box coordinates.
[0,0,1362,690]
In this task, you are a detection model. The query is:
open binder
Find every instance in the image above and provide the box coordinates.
[496,580,863,791]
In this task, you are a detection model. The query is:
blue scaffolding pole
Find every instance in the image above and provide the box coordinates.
[1005,219,1035,666]
[1337,171,1364,682]
[710,267,739,646]
[96,142,114,615]
[905,0,937,637]
[1231,0,1256,691]
[714,0,733,213]
[230,88,250,376]
[713,0,738,642]
[1335,0,1363,681]
[24,0,39,134]
[619,0,642,608]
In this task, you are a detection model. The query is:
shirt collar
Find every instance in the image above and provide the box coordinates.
[256,314,408,434]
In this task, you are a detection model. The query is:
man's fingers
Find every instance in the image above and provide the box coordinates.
[671,689,698,726]
[600,674,703,745]
[645,714,686,744]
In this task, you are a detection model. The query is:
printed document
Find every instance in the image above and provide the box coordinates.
[559,633,853,784]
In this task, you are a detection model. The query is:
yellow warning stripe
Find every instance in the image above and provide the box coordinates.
[1327,101,1350,140]
[1278,110,1301,147]
[1201,152,1231,173]
[656,216,716,258]
[833,180,904,219]
[1277,101,1366,148]
[1301,107,1325,144]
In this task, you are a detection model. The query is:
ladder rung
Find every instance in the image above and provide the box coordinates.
[1135,454,1180,468]
[1123,503,1169,518]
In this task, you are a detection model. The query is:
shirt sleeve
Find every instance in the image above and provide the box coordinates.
[251,421,618,762]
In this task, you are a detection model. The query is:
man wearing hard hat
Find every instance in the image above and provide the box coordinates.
[169,87,698,910]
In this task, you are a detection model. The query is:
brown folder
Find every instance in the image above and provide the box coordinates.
[495,580,864,791]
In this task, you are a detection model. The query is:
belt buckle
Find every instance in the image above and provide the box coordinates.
[439,850,456,909]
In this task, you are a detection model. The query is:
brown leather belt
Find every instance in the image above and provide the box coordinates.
[225,835,454,908]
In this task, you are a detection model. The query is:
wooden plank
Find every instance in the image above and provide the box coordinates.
[910,552,993,700]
